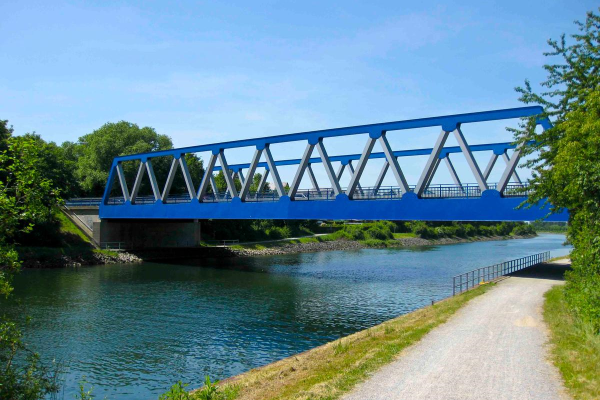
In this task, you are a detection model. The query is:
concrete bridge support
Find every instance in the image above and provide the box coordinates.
[92,219,202,248]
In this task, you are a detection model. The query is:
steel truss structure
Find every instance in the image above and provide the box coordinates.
[99,106,568,221]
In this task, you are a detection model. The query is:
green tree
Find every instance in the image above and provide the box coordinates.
[0,126,62,399]
[515,10,600,330]
[73,121,203,197]
[16,133,80,198]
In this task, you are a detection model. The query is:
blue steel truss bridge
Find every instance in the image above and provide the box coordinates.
[95,106,568,222]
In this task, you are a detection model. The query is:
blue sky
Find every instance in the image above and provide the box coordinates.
[1,0,596,187]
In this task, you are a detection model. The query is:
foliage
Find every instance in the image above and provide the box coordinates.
[544,286,600,399]
[530,221,568,233]
[15,134,80,198]
[70,121,203,197]
[0,318,60,400]
[0,122,62,399]
[159,376,237,400]
[75,377,95,400]
[514,10,600,331]
[408,221,533,239]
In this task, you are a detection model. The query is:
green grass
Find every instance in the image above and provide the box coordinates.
[393,232,416,239]
[209,283,494,400]
[56,212,92,244]
[16,211,104,264]
[544,286,600,400]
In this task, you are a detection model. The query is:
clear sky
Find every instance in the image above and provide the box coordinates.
[1,0,597,187]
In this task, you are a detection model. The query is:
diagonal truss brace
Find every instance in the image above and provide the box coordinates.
[502,152,522,184]
[264,145,286,197]
[453,127,487,191]
[483,152,522,184]
[218,150,238,199]
[497,143,524,193]
[289,142,315,199]
[306,164,321,195]
[130,160,164,203]
[161,156,196,203]
[116,162,130,202]
[346,136,376,198]
[379,132,409,194]
[239,148,263,201]
[316,139,342,196]
[256,169,270,195]
[444,155,464,190]
[346,161,364,195]
[197,153,217,202]
[415,129,449,197]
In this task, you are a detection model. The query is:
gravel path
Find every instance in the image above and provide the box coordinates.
[343,262,571,400]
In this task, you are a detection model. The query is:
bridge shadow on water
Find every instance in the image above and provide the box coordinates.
[508,260,571,282]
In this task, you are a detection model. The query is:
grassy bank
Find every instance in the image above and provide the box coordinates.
[16,212,121,266]
[161,283,494,400]
[544,285,600,400]
[228,220,535,252]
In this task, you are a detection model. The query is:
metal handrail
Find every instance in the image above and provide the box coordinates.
[71,182,532,207]
[452,251,551,296]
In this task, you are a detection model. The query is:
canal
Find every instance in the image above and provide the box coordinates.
[4,234,570,399]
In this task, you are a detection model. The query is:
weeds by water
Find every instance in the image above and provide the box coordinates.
[159,376,238,400]
[332,340,350,355]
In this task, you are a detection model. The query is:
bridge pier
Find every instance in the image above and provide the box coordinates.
[93,219,202,248]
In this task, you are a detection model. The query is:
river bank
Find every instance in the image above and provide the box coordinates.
[225,234,537,257]
[17,234,537,268]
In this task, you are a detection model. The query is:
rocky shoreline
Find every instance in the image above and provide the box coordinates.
[20,234,536,267]
[225,234,536,257]
[20,250,142,268]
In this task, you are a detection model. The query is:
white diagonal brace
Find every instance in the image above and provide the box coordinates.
[379,133,410,194]
[336,164,346,181]
[373,161,389,195]
[502,152,522,184]
[497,143,523,194]
[346,137,376,198]
[237,170,246,187]
[415,130,450,197]
[256,169,269,194]
[116,162,130,202]
[218,150,238,199]
[306,164,321,195]
[197,153,217,201]
[316,140,342,196]
[347,161,364,195]
[444,156,463,188]
[145,159,161,201]
[425,157,441,190]
[483,153,499,182]
[453,127,487,191]
[130,161,146,204]
[178,156,196,200]
[289,142,315,199]
[240,148,263,201]
[210,176,219,200]
[161,158,179,203]
[264,145,285,197]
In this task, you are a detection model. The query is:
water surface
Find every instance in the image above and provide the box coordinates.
[4,234,570,399]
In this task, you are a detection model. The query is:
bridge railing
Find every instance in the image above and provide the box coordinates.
[69,182,534,207]
[452,251,551,296]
